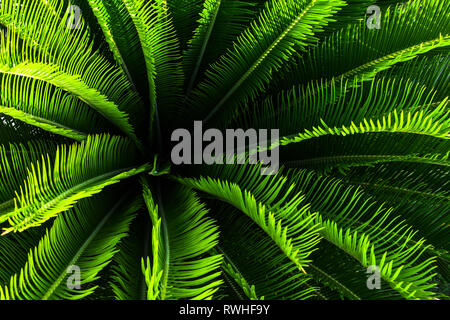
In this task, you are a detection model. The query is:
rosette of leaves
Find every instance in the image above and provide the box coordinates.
[0,0,448,300]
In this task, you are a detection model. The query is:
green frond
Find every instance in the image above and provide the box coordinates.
[0,225,48,285]
[86,0,149,97]
[0,59,139,146]
[307,240,403,300]
[0,0,144,147]
[141,180,223,300]
[0,107,86,141]
[87,0,135,82]
[210,208,318,300]
[0,134,150,234]
[110,213,151,300]
[317,0,404,37]
[0,72,115,140]
[232,77,449,172]
[0,115,64,145]
[0,140,58,203]
[278,105,449,147]
[337,161,450,293]
[340,36,450,82]
[318,219,437,300]
[236,76,448,138]
[284,168,439,299]
[0,0,142,113]
[168,0,205,49]
[187,163,441,299]
[184,0,258,93]
[0,191,141,300]
[187,0,346,123]
[283,152,450,175]
[218,251,262,300]
[0,0,447,302]
[336,162,450,251]
[381,54,450,101]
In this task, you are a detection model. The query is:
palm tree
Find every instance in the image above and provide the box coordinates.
[0,0,448,300]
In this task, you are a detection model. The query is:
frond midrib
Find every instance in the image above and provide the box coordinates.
[345,180,450,201]
[0,106,88,141]
[307,262,361,300]
[41,194,130,300]
[3,164,151,234]
[203,0,327,122]
[155,183,171,300]
[282,154,450,169]
[339,35,450,80]
[186,0,222,94]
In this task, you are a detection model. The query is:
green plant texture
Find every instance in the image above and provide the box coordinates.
[0,0,448,300]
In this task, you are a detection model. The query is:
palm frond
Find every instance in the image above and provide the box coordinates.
[283,152,449,175]
[178,163,322,273]
[122,0,184,141]
[141,180,223,300]
[231,77,449,171]
[275,0,450,88]
[168,0,205,49]
[184,0,258,93]
[0,134,150,234]
[0,0,447,301]
[110,213,151,300]
[0,0,144,147]
[0,140,58,204]
[86,0,150,97]
[0,115,65,145]
[0,191,140,300]
[380,54,450,101]
[284,168,439,299]
[187,0,346,123]
[336,162,450,251]
[210,205,319,300]
[0,73,115,140]
[0,225,48,285]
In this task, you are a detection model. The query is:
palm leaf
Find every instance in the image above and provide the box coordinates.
[187,0,346,123]
[0,140,58,204]
[122,0,184,142]
[109,212,151,300]
[275,0,450,88]
[141,180,223,300]
[0,135,150,233]
[179,164,322,273]
[211,205,319,300]
[0,191,140,300]
[0,73,114,140]
[0,0,144,147]
[184,0,258,93]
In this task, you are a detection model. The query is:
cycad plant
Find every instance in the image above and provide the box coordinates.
[0,0,448,300]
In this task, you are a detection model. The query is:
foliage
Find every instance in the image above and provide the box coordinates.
[0,0,448,300]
